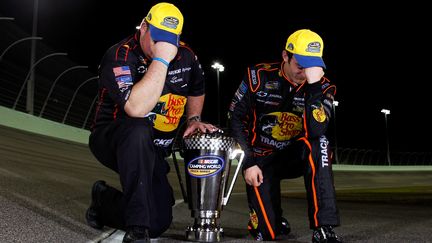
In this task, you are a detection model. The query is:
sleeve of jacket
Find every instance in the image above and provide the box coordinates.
[227,72,257,170]
[184,46,205,96]
[99,44,138,110]
[303,77,336,139]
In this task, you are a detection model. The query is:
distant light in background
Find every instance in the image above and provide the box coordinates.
[380,109,391,165]
[0,17,15,21]
[211,62,224,126]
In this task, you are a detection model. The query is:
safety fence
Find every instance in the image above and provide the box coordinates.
[335,148,432,166]
[1,19,97,130]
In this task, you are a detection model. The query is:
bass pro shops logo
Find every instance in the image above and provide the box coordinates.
[260,112,302,141]
[152,93,186,132]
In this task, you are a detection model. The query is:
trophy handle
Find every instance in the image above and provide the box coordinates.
[222,147,244,206]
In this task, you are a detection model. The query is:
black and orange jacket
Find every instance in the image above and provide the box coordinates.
[92,31,205,150]
[228,62,336,169]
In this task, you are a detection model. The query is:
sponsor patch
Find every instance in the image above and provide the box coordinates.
[234,89,244,101]
[256,91,267,97]
[260,112,302,141]
[320,136,329,167]
[168,69,181,75]
[250,209,259,229]
[154,138,174,147]
[265,81,279,90]
[182,67,192,72]
[115,75,132,83]
[152,93,186,132]
[113,66,131,76]
[240,81,248,93]
[116,75,133,92]
[312,105,326,122]
[170,76,184,83]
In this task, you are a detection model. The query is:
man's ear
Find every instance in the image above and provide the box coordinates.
[139,19,148,32]
[282,50,289,62]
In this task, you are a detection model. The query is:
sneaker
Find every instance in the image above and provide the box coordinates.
[123,226,150,243]
[279,216,291,235]
[312,226,342,243]
[85,180,107,229]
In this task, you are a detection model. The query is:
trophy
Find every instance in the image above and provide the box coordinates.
[182,131,244,242]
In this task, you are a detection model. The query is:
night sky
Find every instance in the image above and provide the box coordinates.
[1,0,430,152]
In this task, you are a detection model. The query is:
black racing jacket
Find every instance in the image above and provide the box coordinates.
[228,62,336,169]
[92,31,205,152]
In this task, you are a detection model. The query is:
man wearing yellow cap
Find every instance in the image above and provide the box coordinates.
[85,3,217,242]
[228,29,342,242]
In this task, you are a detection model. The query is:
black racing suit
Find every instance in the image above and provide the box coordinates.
[89,31,204,237]
[228,62,340,240]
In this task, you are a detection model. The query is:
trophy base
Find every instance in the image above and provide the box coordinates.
[186,225,224,242]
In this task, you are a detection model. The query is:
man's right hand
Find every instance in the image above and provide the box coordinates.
[153,41,178,63]
[244,165,263,187]
[304,66,324,84]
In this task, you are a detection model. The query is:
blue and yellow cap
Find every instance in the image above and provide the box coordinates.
[285,29,326,68]
[145,2,183,47]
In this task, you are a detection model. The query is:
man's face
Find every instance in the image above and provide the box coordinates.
[139,22,154,58]
[287,55,306,84]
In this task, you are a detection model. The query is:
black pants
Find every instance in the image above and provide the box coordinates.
[246,136,340,240]
[89,117,174,238]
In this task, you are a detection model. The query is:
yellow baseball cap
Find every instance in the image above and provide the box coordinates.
[145,2,183,47]
[285,29,326,68]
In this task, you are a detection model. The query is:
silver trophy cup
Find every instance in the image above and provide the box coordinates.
[183,131,244,242]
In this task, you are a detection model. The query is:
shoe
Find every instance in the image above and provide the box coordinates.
[123,226,150,243]
[279,216,291,235]
[85,180,107,229]
[312,226,342,243]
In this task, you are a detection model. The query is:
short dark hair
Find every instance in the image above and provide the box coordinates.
[286,50,293,60]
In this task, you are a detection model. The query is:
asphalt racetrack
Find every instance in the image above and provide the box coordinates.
[1,125,431,242]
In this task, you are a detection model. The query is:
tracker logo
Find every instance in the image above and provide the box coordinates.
[320,136,329,167]
[260,136,291,149]
[154,138,174,147]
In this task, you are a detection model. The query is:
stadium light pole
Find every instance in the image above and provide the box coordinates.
[13,52,68,110]
[381,109,391,165]
[0,37,43,62]
[39,65,88,117]
[63,76,98,123]
[332,100,339,163]
[211,62,224,126]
